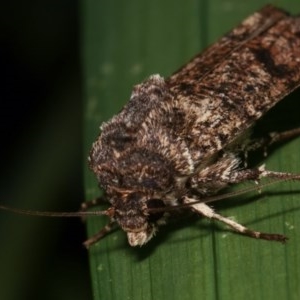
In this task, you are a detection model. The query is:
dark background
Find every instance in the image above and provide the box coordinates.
[0,1,92,299]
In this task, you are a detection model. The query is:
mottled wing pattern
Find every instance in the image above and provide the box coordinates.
[168,5,286,85]
[167,6,300,163]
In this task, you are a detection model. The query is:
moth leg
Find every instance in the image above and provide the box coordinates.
[229,166,300,183]
[183,197,287,242]
[81,196,107,211]
[80,196,108,223]
[247,127,300,153]
[83,221,116,248]
[190,152,300,189]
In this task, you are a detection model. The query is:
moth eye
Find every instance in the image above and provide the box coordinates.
[146,199,165,223]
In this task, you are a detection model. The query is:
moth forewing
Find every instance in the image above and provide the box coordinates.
[86,4,300,247]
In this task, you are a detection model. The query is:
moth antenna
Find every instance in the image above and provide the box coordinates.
[0,205,109,217]
[147,175,300,213]
[203,175,300,204]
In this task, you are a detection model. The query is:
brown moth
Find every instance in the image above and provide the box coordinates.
[84,5,300,247]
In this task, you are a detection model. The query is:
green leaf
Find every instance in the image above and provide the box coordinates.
[82,1,300,299]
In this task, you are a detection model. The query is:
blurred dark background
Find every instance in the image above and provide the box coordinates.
[0,1,92,299]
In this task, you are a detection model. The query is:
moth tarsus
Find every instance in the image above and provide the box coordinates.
[183,199,288,243]
[83,221,116,249]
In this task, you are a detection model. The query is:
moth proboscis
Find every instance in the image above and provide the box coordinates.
[1,5,300,249]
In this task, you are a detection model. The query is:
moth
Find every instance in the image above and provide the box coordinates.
[1,5,300,248]
[83,4,300,248]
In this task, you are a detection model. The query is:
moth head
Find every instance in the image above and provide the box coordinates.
[112,193,166,246]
